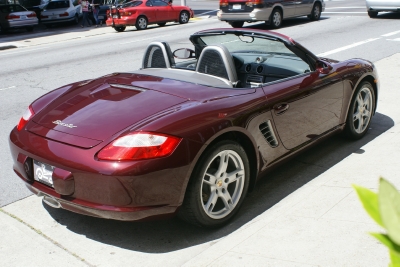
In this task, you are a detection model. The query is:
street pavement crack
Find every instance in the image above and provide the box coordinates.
[0,208,94,267]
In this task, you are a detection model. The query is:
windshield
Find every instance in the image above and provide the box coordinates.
[46,0,69,9]
[198,33,296,56]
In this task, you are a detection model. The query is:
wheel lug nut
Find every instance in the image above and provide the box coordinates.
[225,178,229,183]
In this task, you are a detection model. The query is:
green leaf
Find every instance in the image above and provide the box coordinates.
[370,233,400,255]
[390,250,400,267]
[353,184,383,227]
[379,178,400,245]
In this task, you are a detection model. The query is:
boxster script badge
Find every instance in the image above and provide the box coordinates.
[52,120,77,128]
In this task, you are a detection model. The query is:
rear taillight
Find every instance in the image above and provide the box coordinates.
[27,12,36,18]
[6,14,20,19]
[119,10,135,16]
[59,12,69,17]
[246,0,262,7]
[17,106,34,131]
[220,0,228,7]
[98,132,181,161]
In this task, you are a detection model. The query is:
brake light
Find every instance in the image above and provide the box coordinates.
[220,0,228,7]
[17,106,34,131]
[120,10,135,16]
[59,12,69,17]
[246,0,262,6]
[98,132,181,161]
[27,12,36,18]
[6,14,20,19]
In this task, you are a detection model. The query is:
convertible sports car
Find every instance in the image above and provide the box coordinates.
[105,0,193,32]
[9,28,378,228]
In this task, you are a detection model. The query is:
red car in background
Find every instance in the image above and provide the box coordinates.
[106,0,193,32]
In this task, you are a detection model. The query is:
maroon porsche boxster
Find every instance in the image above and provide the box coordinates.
[9,28,378,228]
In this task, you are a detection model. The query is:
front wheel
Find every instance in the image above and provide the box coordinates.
[308,3,321,21]
[270,9,282,28]
[114,26,126,32]
[228,21,244,28]
[179,11,190,24]
[178,141,250,228]
[344,81,375,139]
[135,16,148,30]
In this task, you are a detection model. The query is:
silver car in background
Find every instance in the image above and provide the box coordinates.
[0,4,38,33]
[217,0,325,28]
[366,0,400,18]
[40,0,81,26]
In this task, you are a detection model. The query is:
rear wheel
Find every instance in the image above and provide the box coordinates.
[114,26,126,32]
[135,16,147,30]
[228,21,244,28]
[178,141,250,228]
[179,11,190,24]
[157,22,166,27]
[344,81,375,139]
[270,8,282,28]
[368,11,378,18]
[308,3,321,21]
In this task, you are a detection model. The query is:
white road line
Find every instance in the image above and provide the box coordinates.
[196,9,219,16]
[119,34,171,45]
[387,38,400,41]
[382,30,400,37]
[325,7,366,9]
[0,86,16,91]
[322,11,366,13]
[0,47,48,56]
[317,37,380,57]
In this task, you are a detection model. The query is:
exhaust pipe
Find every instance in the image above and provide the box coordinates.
[43,196,61,209]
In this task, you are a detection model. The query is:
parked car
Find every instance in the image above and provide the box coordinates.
[106,0,193,32]
[366,0,400,18]
[10,28,378,228]
[0,3,38,32]
[218,0,325,28]
[40,0,81,26]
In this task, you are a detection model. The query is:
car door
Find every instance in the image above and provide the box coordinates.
[151,0,173,21]
[280,0,296,17]
[295,0,314,15]
[264,69,344,150]
[144,0,157,23]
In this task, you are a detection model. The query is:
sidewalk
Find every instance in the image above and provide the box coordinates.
[1,53,399,266]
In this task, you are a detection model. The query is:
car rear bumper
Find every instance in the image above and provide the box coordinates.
[9,126,192,221]
[6,19,38,29]
[366,0,400,11]
[105,17,136,26]
[217,8,271,22]
[41,16,76,24]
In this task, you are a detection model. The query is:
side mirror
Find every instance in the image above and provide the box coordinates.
[173,48,195,59]
[316,60,333,75]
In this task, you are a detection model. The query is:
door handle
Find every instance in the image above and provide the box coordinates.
[274,103,289,115]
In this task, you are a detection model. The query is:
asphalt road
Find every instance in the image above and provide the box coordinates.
[1,0,399,209]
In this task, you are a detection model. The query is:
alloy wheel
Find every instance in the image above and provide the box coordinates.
[352,87,373,134]
[200,150,245,219]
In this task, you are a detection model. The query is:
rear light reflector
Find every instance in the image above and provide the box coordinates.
[17,106,34,131]
[59,12,69,17]
[220,0,228,7]
[98,132,181,161]
[246,0,263,6]
[27,12,36,18]
[6,14,20,19]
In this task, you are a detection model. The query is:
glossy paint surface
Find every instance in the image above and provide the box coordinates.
[9,29,379,221]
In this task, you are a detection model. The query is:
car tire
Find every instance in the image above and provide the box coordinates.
[308,3,321,21]
[344,81,375,140]
[179,11,190,24]
[135,16,148,30]
[270,8,282,29]
[157,22,166,27]
[26,26,34,32]
[228,21,244,28]
[368,11,378,18]
[178,140,250,228]
[114,26,126,32]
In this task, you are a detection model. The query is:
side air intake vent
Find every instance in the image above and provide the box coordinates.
[259,120,278,147]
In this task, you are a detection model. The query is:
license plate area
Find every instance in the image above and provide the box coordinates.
[232,4,242,10]
[113,15,118,18]
[33,160,54,187]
